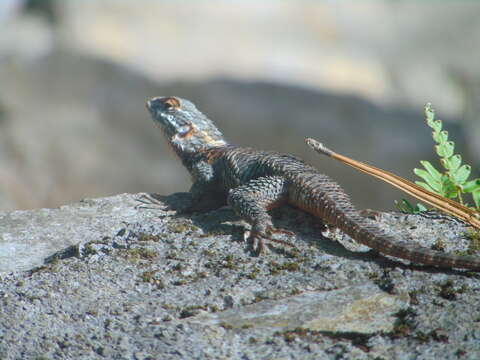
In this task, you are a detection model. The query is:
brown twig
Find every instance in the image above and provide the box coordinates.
[305,138,480,229]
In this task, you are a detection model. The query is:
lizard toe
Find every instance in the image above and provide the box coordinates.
[134,193,169,211]
[244,227,296,255]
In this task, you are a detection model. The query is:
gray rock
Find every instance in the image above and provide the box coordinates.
[0,193,160,272]
[1,193,480,359]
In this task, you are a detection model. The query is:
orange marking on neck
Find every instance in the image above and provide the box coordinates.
[178,125,195,138]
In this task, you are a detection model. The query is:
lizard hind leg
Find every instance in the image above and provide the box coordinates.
[227,176,295,254]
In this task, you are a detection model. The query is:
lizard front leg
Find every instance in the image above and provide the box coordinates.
[135,181,225,213]
[227,176,292,253]
[137,159,225,213]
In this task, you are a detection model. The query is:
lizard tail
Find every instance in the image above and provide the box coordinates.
[335,211,480,270]
[291,172,480,271]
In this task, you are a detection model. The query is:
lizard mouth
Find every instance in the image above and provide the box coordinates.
[146,100,153,111]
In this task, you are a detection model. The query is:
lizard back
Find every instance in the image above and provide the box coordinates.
[212,146,480,270]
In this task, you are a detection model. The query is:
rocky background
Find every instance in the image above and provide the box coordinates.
[1,0,479,211]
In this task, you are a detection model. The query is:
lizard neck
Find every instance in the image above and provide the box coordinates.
[167,128,229,174]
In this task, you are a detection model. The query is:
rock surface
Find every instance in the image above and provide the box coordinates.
[0,194,155,272]
[191,283,409,334]
[1,193,480,359]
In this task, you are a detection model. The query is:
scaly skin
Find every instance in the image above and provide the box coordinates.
[146,96,480,271]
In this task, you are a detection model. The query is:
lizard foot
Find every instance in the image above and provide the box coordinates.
[135,193,169,211]
[243,227,296,255]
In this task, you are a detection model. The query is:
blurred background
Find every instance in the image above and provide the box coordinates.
[0,0,479,212]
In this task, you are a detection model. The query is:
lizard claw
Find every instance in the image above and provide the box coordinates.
[243,226,296,255]
[243,230,269,255]
[134,193,169,211]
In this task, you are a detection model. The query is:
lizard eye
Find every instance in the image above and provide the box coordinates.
[163,97,181,111]
[177,124,194,138]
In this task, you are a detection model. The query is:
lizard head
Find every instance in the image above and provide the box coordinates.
[146,96,227,156]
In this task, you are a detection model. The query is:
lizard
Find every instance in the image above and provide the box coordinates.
[145,95,480,271]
